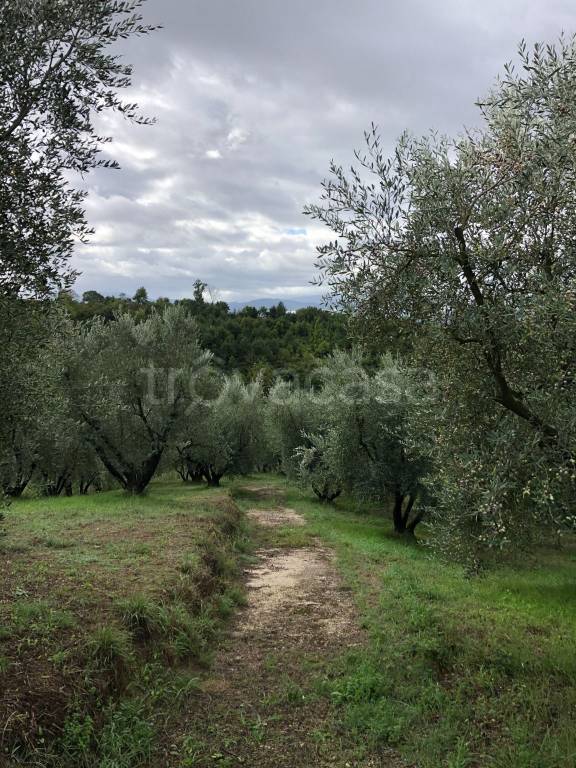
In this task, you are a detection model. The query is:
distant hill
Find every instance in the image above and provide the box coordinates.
[227,296,324,312]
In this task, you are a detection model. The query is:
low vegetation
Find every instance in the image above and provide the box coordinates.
[1,470,575,767]
[0,480,248,766]
[232,477,576,768]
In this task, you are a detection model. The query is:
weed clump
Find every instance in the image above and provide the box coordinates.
[117,596,167,642]
[88,626,133,689]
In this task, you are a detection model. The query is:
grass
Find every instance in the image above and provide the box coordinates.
[231,474,576,768]
[0,479,248,767]
[3,472,575,767]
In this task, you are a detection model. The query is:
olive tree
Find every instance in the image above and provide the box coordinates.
[295,434,343,503]
[64,305,211,494]
[0,0,156,505]
[306,352,427,533]
[306,38,576,554]
[34,407,102,496]
[0,0,156,299]
[0,301,63,497]
[0,401,39,498]
[180,375,267,487]
[266,380,323,476]
[0,305,110,498]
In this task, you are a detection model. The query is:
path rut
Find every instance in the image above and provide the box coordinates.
[170,502,397,767]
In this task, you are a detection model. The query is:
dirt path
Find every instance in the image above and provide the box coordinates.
[240,507,360,653]
[170,501,393,767]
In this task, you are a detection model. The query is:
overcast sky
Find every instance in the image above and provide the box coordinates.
[72,0,575,303]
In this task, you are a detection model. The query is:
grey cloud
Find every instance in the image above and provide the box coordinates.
[72,0,576,301]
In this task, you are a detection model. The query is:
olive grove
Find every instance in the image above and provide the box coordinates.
[3,21,576,566]
[269,352,428,534]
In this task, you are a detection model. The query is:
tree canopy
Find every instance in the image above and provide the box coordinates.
[306,38,576,558]
[62,305,211,494]
[59,289,353,381]
[0,0,155,299]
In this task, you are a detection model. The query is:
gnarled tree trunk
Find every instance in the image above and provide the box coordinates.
[392,490,422,537]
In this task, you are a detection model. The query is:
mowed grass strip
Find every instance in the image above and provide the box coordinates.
[234,475,576,768]
[0,480,249,767]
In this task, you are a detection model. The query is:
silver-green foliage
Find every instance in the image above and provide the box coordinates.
[63,304,211,494]
[314,352,427,530]
[267,352,427,528]
[0,0,155,298]
[306,38,576,557]
[295,433,343,504]
[181,374,268,485]
[266,379,325,477]
[0,303,96,498]
[0,301,52,497]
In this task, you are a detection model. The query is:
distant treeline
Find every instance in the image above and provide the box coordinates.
[57,282,350,380]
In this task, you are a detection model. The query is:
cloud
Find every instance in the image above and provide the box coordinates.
[71,0,576,301]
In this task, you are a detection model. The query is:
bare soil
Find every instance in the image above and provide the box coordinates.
[247,507,306,528]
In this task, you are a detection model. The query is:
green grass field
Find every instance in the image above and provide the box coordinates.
[1,475,575,767]
[233,475,576,768]
[0,480,249,767]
